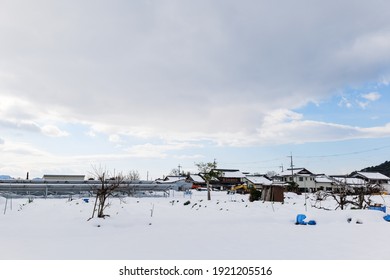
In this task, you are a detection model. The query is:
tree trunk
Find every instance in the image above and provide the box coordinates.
[207,181,211,201]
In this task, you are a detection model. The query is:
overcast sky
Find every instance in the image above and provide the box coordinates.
[1,0,390,179]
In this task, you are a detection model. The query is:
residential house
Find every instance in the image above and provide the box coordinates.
[351,171,390,193]
[245,175,273,189]
[314,175,334,192]
[279,168,316,192]
[330,176,366,193]
[187,174,206,189]
[213,169,247,190]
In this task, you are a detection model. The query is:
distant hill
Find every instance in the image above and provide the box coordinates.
[360,161,390,177]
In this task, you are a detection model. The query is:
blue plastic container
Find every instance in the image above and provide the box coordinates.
[296,214,307,225]
[368,206,386,213]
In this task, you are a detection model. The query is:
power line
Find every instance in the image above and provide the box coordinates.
[294,144,390,159]
[220,157,286,165]
[221,145,390,168]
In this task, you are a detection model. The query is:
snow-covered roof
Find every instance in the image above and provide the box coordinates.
[188,174,205,183]
[354,172,390,181]
[314,175,333,184]
[220,170,246,178]
[246,175,272,185]
[156,176,187,183]
[279,168,313,176]
[332,177,366,186]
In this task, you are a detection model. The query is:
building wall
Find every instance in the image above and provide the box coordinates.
[43,175,85,181]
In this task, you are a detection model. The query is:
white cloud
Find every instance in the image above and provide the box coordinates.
[1,0,390,169]
[108,134,123,144]
[356,92,381,109]
[357,101,369,109]
[173,154,204,160]
[362,92,381,101]
[338,96,353,108]
[0,140,49,157]
[85,130,96,137]
[41,125,69,137]
[125,142,203,159]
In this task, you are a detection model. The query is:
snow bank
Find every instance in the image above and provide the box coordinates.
[0,191,389,260]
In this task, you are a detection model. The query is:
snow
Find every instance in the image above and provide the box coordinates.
[246,175,273,185]
[314,175,333,183]
[155,176,187,183]
[188,174,205,183]
[332,177,366,186]
[355,172,390,181]
[0,191,390,260]
[221,170,247,178]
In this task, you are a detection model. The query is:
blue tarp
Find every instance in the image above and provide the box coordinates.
[296,214,307,225]
[368,206,386,213]
[296,214,316,225]
[383,215,390,222]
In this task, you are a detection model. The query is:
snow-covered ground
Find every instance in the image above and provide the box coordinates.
[1,190,389,260]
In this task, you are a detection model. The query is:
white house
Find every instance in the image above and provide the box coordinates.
[330,176,366,192]
[351,172,390,184]
[279,168,316,192]
[351,172,390,193]
[314,175,334,191]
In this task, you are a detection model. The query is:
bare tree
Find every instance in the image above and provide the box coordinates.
[318,181,375,211]
[266,170,277,178]
[127,170,140,181]
[195,160,221,201]
[169,168,181,176]
[169,165,188,176]
[89,166,125,219]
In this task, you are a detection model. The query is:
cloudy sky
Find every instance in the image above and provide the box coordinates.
[1,0,390,179]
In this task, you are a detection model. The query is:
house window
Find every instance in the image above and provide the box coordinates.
[299,177,303,181]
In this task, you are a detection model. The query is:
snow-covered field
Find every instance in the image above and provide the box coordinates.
[1,190,389,260]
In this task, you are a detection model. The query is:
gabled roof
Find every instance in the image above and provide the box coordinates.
[215,169,246,178]
[246,175,272,185]
[332,177,366,187]
[188,174,206,183]
[156,176,187,183]
[279,168,314,176]
[314,175,333,184]
[353,172,390,181]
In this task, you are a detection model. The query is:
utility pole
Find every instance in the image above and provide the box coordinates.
[178,164,182,176]
[288,153,295,183]
[279,164,284,173]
